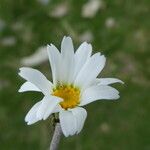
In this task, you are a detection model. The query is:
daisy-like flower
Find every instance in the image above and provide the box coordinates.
[18,36,123,137]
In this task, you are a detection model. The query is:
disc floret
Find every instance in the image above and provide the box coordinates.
[52,84,80,110]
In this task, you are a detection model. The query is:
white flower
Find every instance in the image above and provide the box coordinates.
[18,36,123,137]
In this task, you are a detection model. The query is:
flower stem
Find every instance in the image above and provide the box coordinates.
[50,123,62,150]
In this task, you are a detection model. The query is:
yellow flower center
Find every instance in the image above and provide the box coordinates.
[52,85,80,110]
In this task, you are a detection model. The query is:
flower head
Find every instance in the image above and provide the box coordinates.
[18,36,123,137]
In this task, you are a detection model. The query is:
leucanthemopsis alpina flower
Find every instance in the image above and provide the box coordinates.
[18,36,123,137]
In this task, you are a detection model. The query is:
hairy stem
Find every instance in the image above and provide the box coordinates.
[50,123,62,150]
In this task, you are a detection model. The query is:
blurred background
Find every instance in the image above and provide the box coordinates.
[0,0,149,149]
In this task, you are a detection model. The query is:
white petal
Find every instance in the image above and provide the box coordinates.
[94,78,124,85]
[19,67,53,95]
[61,36,74,56]
[36,96,62,120]
[25,101,42,125]
[27,118,40,125]
[43,97,63,120]
[19,81,41,92]
[60,36,75,84]
[51,105,62,113]
[80,85,120,106]
[59,110,77,137]
[71,107,87,134]
[74,42,92,79]
[47,44,61,86]
[74,53,106,89]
